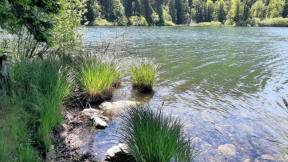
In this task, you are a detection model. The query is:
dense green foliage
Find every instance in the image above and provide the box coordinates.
[0,57,70,161]
[120,105,193,162]
[84,0,288,25]
[0,0,63,45]
[130,62,156,92]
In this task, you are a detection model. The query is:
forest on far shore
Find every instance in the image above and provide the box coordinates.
[84,0,288,26]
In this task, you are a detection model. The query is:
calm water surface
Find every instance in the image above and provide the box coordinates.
[85,27,288,161]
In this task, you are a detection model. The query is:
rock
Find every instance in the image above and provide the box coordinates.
[260,154,275,161]
[100,101,141,117]
[217,144,237,157]
[81,108,109,128]
[105,143,128,158]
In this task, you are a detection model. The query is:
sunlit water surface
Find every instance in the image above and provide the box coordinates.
[84,26,288,161]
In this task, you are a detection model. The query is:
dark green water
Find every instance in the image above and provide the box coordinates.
[86,27,288,161]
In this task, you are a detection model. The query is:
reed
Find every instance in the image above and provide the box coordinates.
[129,62,156,93]
[76,57,121,103]
[120,105,194,162]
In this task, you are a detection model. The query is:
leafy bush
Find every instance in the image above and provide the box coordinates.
[93,18,113,26]
[190,21,222,26]
[130,62,156,93]
[76,57,121,102]
[164,21,176,26]
[257,17,288,27]
[120,105,194,162]
[129,16,148,26]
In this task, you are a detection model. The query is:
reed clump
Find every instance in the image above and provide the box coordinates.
[120,105,194,162]
[76,57,121,104]
[129,62,156,93]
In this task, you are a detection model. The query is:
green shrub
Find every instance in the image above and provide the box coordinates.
[76,58,121,101]
[164,21,176,26]
[120,105,194,162]
[190,21,222,26]
[258,17,288,27]
[130,62,156,93]
[94,18,113,26]
[129,16,148,26]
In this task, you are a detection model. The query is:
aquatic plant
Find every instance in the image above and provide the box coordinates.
[119,105,194,162]
[76,57,121,103]
[130,62,156,93]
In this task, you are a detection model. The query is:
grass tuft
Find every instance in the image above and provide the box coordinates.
[130,62,156,93]
[119,105,194,162]
[76,57,121,103]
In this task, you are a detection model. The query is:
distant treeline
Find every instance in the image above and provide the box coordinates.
[84,0,288,26]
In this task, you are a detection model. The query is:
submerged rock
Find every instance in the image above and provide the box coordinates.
[100,101,141,117]
[217,144,237,157]
[81,108,109,128]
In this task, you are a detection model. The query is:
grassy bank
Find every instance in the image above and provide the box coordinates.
[0,57,70,161]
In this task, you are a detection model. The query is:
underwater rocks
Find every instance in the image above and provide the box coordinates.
[100,100,141,117]
[217,144,237,157]
[48,100,141,161]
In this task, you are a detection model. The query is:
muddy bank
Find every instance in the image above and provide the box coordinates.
[47,99,139,162]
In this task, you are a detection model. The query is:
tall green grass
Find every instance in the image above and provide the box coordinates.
[130,63,156,93]
[76,57,121,101]
[8,57,71,153]
[0,96,40,162]
[120,105,194,162]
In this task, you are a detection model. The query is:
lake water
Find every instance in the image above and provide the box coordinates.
[85,26,288,161]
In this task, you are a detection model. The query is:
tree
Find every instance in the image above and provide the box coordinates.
[206,0,214,21]
[267,0,285,18]
[251,0,266,19]
[282,0,288,17]
[227,0,244,23]
[192,0,204,23]
[0,0,63,45]
[85,0,102,25]
[111,0,128,25]
[216,0,226,23]
[283,0,288,17]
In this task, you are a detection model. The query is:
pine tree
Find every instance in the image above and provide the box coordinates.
[283,0,288,17]
[206,0,214,22]
[216,0,226,23]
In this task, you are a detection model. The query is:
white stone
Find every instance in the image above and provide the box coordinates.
[81,108,108,128]
[260,154,275,160]
[105,143,128,158]
[217,144,237,157]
